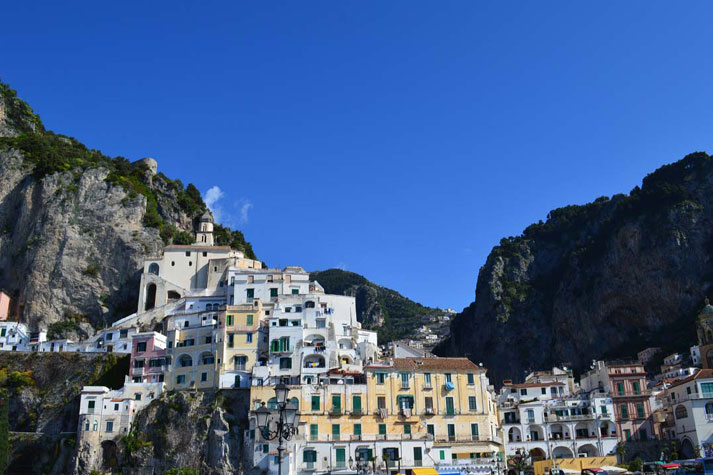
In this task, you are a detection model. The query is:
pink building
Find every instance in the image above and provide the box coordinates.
[129,332,167,383]
[0,290,11,321]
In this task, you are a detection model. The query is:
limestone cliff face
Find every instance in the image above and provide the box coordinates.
[436,152,713,385]
[0,82,254,333]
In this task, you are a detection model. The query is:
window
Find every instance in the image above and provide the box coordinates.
[0,328,5,337]
[228,334,235,348]
[601,405,608,415]
[526,409,535,422]
[292,288,299,295]
[226,315,234,326]
[246,315,253,325]
[376,372,386,384]
[185,251,190,257]
[84,420,89,431]
[445,373,452,383]
[120,329,128,338]
[279,357,292,369]
[134,359,145,368]
[447,423,456,441]
[427,424,435,437]
[332,424,340,439]
[633,381,641,395]
[471,423,479,440]
[467,373,475,385]
[542,388,547,395]
[106,421,114,432]
[176,375,186,384]
[377,396,386,409]
[332,395,341,413]
[379,424,387,435]
[246,289,254,299]
[246,333,253,343]
[354,423,362,436]
[397,395,414,409]
[270,288,278,297]
[446,397,455,415]
[88,400,95,409]
[424,373,432,387]
[335,448,345,468]
[440,450,445,461]
[620,404,629,419]
[134,393,141,401]
[520,388,527,396]
[114,403,119,411]
[311,395,320,411]
[136,342,147,352]
[353,395,362,413]
[304,449,317,468]
[404,424,411,435]
[205,336,212,344]
[401,372,410,388]
[201,372,207,382]
[414,447,423,465]
[310,424,318,441]
[617,382,625,395]
[624,429,631,441]
[425,397,434,413]
[675,405,688,419]
[636,403,644,418]
[468,396,477,411]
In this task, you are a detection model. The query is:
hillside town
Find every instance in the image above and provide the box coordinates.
[3,214,713,475]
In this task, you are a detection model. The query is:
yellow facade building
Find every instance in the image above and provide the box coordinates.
[248,358,504,474]
[217,300,263,388]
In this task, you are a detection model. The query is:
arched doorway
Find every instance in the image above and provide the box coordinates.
[530,448,546,461]
[552,446,574,459]
[680,438,695,459]
[144,283,157,311]
[578,444,599,457]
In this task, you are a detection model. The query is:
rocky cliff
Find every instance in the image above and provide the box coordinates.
[310,268,445,342]
[73,389,251,475]
[435,152,713,385]
[0,352,128,474]
[0,81,256,334]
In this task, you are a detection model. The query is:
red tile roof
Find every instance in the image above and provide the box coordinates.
[365,357,483,372]
[668,369,713,389]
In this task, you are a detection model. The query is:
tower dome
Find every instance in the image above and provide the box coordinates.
[200,211,213,223]
[195,211,214,246]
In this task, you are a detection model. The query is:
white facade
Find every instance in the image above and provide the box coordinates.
[78,382,164,443]
[664,370,713,458]
[0,321,29,351]
[692,345,702,367]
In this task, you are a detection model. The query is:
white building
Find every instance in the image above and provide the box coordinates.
[663,368,713,458]
[692,345,702,367]
[498,368,617,460]
[0,321,30,351]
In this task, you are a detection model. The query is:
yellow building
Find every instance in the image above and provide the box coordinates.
[217,300,263,388]
[247,358,503,474]
[165,312,219,390]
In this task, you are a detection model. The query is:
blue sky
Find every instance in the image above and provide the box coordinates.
[3,1,712,310]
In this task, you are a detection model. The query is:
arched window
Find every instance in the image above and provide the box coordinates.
[289,397,299,410]
[267,397,279,410]
[178,354,193,367]
[706,402,713,415]
[148,263,159,275]
[675,405,688,419]
[84,419,89,431]
[144,284,157,311]
[305,301,315,308]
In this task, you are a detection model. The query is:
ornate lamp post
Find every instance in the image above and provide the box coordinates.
[254,382,301,475]
[350,455,371,475]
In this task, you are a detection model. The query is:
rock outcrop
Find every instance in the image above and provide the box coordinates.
[0,81,256,332]
[436,152,713,385]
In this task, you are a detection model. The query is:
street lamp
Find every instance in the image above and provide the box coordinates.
[254,384,301,475]
[350,455,371,475]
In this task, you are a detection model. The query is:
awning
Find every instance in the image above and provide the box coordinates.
[599,466,627,473]
[412,469,439,475]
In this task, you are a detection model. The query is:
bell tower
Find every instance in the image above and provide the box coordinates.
[196,211,214,246]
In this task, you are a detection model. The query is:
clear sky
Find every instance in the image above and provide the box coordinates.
[2,1,712,310]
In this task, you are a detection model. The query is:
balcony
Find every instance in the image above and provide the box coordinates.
[350,408,363,416]
[329,407,342,416]
[424,408,435,416]
[302,462,316,471]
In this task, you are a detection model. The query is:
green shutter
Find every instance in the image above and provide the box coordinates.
[246,315,253,325]
[404,424,411,434]
[312,395,320,411]
[332,395,341,412]
[332,424,340,436]
[336,448,345,463]
[310,424,318,439]
[379,424,386,435]
[353,395,362,412]
[354,423,362,436]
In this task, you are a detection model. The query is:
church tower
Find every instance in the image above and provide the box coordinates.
[196,211,215,246]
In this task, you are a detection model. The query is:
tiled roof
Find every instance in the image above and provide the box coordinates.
[669,369,713,389]
[365,357,483,372]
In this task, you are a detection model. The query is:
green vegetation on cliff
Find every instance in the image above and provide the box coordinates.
[311,268,441,342]
[0,80,256,255]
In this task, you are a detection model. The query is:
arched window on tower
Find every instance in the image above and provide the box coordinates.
[148,263,159,275]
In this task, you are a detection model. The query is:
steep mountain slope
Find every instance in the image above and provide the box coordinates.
[311,268,446,342]
[435,151,713,385]
[0,81,256,333]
